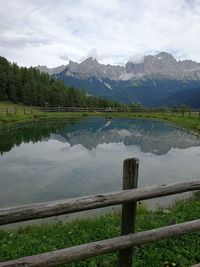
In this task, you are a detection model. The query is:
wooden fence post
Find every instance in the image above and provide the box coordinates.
[118,158,139,267]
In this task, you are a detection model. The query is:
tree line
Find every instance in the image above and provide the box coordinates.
[0,56,127,108]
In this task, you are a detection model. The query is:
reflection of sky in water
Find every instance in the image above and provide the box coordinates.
[0,118,200,210]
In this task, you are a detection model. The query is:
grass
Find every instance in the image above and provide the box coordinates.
[0,102,107,127]
[0,195,200,266]
[127,112,200,134]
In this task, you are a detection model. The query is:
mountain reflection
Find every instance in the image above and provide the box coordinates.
[0,118,200,156]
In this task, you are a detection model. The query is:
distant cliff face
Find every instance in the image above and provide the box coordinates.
[37,52,200,80]
[123,52,200,80]
[36,65,66,75]
[36,52,200,107]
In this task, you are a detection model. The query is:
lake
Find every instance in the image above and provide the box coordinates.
[0,117,200,217]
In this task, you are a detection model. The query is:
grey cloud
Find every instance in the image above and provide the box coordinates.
[1,0,200,67]
[0,34,52,49]
[59,54,69,61]
[129,54,145,64]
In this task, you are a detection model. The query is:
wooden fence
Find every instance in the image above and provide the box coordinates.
[1,106,200,119]
[0,158,200,267]
[0,107,33,115]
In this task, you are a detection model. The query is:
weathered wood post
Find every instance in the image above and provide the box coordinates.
[118,158,139,267]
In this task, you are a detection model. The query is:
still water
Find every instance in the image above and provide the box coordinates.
[0,117,200,213]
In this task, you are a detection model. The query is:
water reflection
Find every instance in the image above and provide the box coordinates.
[50,118,200,154]
[0,118,200,210]
[0,120,79,155]
[1,118,199,155]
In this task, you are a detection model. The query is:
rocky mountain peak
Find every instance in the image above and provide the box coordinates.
[67,57,123,80]
[68,57,99,70]
[36,52,200,81]
[143,52,177,72]
[68,57,100,77]
[68,60,79,72]
[81,57,98,64]
[156,51,175,59]
[36,65,66,75]
[124,51,200,77]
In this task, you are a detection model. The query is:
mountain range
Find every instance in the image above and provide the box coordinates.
[36,52,200,107]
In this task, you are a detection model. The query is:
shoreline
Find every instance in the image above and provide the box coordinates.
[1,107,200,136]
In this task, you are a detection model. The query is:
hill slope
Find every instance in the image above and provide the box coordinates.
[159,87,200,108]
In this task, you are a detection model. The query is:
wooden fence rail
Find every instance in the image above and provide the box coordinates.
[0,180,200,226]
[1,106,200,117]
[1,106,200,121]
[0,158,200,267]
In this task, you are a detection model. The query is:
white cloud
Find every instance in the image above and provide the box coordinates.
[86,48,99,60]
[1,0,200,66]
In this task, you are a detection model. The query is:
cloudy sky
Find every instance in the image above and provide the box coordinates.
[1,0,200,67]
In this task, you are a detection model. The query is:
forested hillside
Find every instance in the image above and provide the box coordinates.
[159,87,200,108]
[0,57,123,108]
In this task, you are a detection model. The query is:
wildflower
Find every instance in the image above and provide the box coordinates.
[164,260,169,266]
[164,260,177,267]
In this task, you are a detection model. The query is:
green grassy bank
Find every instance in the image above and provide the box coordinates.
[1,102,200,134]
[0,102,92,127]
[0,195,200,267]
